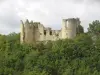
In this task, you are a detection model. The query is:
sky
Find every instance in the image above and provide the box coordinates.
[0,0,100,34]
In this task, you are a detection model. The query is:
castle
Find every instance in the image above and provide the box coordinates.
[20,18,81,44]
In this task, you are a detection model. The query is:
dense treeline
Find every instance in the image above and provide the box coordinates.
[0,20,100,75]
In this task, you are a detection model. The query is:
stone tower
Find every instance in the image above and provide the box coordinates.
[20,18,82,44]
[20,19,36,44]
[20,19,42,44]
[62,18,80,39]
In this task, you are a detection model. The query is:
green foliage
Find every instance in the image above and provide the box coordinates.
[88,20,100,39]
[0,31,100,75]
[76,25,84,34]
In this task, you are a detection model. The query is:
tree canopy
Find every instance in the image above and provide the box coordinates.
[76,25,84,34]
[0,20,100,75]
[88,20,100,39]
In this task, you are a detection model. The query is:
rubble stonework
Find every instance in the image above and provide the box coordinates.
[20,18,80,44]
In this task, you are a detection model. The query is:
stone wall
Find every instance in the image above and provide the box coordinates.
[20,18,81,44]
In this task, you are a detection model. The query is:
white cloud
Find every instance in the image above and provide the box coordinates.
[0,0,100,34]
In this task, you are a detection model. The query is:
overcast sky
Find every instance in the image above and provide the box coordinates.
[0,0,100,34]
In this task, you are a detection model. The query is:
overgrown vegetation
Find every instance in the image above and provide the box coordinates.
[0,20,100,75]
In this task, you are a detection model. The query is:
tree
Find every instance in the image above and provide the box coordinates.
[1,31,100,75]
[76,25,84,34]
[88,20,100,39]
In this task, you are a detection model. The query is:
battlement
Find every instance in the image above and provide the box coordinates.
[20,18,82,44]
[21,19,41,28]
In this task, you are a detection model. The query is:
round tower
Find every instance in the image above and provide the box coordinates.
[62,18,79,39]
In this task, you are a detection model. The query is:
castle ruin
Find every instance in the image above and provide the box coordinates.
[20,18,81,44]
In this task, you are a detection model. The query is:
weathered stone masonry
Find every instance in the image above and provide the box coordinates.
[20,18,81,44]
